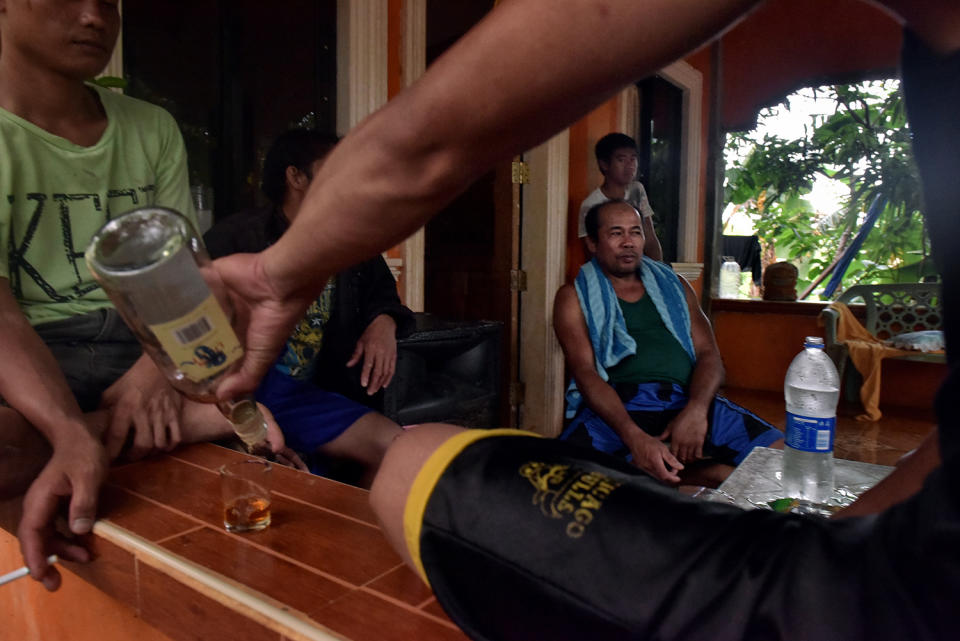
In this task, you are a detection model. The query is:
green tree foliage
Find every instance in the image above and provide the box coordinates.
[724,81,933,299]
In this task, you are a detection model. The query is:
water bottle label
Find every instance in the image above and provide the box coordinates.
[149,294,243,382]
[785,412,835,452]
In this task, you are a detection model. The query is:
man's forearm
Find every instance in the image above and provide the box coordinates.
[573,370,647,446]
[263,0,764,299]
[0,293,89,447]
[684,353,724,413]
[834,429,941,518]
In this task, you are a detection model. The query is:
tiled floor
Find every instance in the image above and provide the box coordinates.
[72,443,469,641]
[723,387,936,465]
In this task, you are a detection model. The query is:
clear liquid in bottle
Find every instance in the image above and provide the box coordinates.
[85,207,270,456]
[782,336,839,506]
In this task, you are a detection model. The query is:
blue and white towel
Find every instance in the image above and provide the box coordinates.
[565,257,695,418]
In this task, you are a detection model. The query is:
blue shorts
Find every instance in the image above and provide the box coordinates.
[256,367,372,455]
[561,381,783,465]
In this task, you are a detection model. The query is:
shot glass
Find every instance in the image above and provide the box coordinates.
[220,459,272,533]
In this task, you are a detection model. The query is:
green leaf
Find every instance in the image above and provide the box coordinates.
[92,76,127,89]
[724,79,930,297]
[768,498,799,512]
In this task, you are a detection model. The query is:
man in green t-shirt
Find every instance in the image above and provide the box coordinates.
[0,0,290,591]
[554,200,782,484]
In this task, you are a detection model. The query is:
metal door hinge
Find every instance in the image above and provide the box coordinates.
[510,269,528,292]
[511,160,530,184]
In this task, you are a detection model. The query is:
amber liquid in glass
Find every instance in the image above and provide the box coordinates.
[223,495,272,532]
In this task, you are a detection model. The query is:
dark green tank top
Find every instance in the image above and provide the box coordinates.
[605,295,693,386]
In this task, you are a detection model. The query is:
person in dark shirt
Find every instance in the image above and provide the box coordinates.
[205,130,414,486]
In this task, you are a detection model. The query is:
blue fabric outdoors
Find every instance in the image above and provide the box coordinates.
[822,194,886,299]
[565,257,694,418]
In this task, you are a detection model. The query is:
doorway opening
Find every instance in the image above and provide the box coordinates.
[637,75,683,265]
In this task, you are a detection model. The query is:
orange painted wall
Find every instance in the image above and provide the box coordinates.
[0,529,174,641]
[719,0,901,130]
[565,97,622,285]
[713,307,823,391]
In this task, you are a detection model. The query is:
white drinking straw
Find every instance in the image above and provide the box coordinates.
[0,555,59,587]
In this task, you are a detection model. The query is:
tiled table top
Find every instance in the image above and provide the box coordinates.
[66,443,468,641]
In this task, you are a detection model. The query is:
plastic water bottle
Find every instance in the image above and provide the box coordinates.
[782,336,839,504]
[718,256,741,298]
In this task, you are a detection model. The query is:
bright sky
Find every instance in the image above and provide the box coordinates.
[756,89,848,215]
[725,80,901,227]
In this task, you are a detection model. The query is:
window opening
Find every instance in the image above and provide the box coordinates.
[723,80,932,300]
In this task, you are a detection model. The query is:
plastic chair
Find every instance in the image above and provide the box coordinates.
[820,282,944,400]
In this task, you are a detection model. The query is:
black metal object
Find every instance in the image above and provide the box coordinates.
[381,313,502,428]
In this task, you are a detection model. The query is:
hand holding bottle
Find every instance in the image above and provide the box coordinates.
[85,207,277,456]
[207,250,319,401]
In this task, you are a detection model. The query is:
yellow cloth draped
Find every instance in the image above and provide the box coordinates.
[826,302,913,421]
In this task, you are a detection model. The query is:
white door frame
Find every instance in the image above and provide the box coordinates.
[659,60,704,281]
[519,134,569,436]
[336,0,389,133]
[399,0,427,312]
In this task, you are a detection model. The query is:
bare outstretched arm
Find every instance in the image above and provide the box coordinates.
[0,281,106,590]
[833,428,941,519]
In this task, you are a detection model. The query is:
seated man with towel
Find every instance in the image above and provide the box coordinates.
[555,200,783,484]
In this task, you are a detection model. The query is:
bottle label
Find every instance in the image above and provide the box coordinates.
[148,294,243,382]
[785,412,835,452]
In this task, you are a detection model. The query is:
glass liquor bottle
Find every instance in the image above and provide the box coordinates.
[85,206,271,457]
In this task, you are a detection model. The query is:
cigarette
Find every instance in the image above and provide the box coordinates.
[0,555,59,587]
